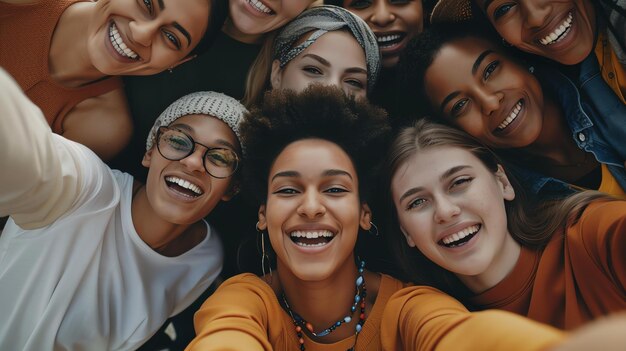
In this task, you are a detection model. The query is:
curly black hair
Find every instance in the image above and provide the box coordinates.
[241,85,391,208]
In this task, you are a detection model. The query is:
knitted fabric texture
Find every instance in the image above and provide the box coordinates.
[273,5,380,91]
[146,91,247,151]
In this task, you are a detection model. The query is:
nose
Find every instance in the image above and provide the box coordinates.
[178,147,206,173]
[128,19,159,47]
[476,88,503,117]
[520,0,551,29]
[369,2,395,27]
[433,195,461,224]
[297,190,326,219]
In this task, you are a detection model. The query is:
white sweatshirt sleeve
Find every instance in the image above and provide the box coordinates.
[0,68,82,229]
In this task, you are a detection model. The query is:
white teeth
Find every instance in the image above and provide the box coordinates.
[290,230,335,239]
[165,176,203,196]
[539,12,573,45]
[497,101,522,131]
[109,22,139,60]
[377,34,401,43]
[247,0,272,14]
[441,225,480,245]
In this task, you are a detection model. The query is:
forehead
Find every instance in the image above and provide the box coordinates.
[296,31,366,65]
[395,146,484,184]
[169,114,238,146]
[270,139,358,178]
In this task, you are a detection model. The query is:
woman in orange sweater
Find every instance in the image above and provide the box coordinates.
[183,85,582,351]
[0,0,226,160]
[385,119,626,330]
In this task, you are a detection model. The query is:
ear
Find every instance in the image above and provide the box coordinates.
[221,181,240,202]
[270,59,282,89]
[359,203,373,231]
[495,164,516,201]
[400,226,417,247]
[257,204,268,231]
[142,148,154,169]
[171,54,197,69]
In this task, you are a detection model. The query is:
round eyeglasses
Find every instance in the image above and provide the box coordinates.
[156,126,239,179]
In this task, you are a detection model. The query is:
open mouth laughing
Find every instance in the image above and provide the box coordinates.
[109,22,139,60]
[289,230,336,248]
[165,176,204,198]
[247,0,274,15]
[538,12,573,46]
[376,32,406,49]
[438,224,481,248]
[495,100,523,132]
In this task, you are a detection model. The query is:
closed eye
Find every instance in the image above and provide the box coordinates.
[450,176,473,190]
[349,0,372,9]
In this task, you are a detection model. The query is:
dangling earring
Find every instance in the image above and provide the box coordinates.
[257,222,272,278]
[528,66,535,74]
[368,221,379,237]
[501,37,512,47]
[167,67,173,74]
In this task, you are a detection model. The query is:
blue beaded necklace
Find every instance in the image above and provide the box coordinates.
[281,260,367,351]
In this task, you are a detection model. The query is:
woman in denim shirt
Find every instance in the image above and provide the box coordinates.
[398,23,626,198]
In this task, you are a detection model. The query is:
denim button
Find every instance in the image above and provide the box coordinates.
[578,132,586,142]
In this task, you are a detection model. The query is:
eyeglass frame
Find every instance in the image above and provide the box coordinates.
[155,126,240,179]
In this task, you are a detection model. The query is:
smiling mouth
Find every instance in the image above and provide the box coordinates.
[438,224,481,248]
[496,100,523,132]
[289,230,336,247]
[109,22,139,60]
[376,33,406,49]
[247,0,274,15]
[165,176,203,198]
[539,12,573,46]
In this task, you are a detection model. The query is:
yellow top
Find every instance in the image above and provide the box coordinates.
[594,30,626,103]
[186,273,565,351]
[598,164,626,198]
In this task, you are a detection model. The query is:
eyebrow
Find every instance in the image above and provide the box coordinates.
[398,165,471,203]
[472,50,494,75]
[173,22,192,47]
[270,169,354,182]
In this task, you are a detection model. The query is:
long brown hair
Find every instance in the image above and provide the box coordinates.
[382,119,614,294]
[241,32,277,108]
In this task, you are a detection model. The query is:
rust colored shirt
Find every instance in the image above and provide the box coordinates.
[469,201,626,330]
[0,0,121,134]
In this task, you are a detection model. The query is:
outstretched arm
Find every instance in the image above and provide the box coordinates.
[381,286,565,351]
[0,68,82,229]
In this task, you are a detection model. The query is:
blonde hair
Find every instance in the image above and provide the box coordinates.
[383,119,615,291]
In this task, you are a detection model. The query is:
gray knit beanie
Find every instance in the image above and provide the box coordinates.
[273,5,381,91]
[146,91,247,152]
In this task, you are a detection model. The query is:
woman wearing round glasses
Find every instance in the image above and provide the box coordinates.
[0,69,244,351]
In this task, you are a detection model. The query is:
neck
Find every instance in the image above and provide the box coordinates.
[130,183,205,257]
[48,2,107,87]
[458,234,521,293]
[222,18,264,44]
[278,257,375,343]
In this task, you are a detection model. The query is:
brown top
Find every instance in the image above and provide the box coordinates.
[469,201,626,330]
[187,273,565,351]
[0,0,121,134]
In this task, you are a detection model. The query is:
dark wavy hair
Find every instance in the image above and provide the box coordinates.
[382,119,614,295]
[241,85,391,208]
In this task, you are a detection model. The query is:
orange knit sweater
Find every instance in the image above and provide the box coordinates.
[0,0,121,134]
